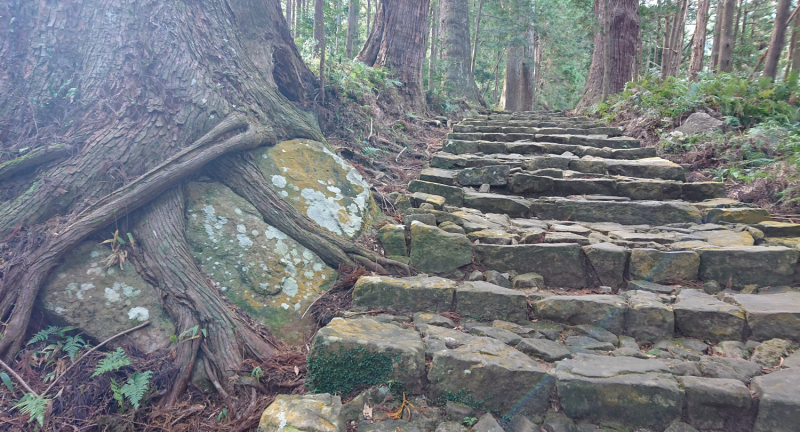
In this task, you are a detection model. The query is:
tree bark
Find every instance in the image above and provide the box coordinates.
[711,0,723,70]
[576,0,640,110]
[602,0,612,100]
[763,0,792,80]
[0,0,403,405]
[471,0,485,74]
[791,8,800,74]
[429,0,440,91]
[441,0,483,105]
[718,0,737,72]
[661,9,674,78]
[689,0,711,80]
[668,0,689,77]
[357,0,431,112]
[316,0,326,103]
[346,0,359,58]
[501,46,525,111]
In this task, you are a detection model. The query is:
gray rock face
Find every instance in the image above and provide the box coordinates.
[528,197,702,225]
[463,192,531,217]
[750,338,797,368]
[676,113,724,135]
[533,295,627,334]
[352,276,457,313]
[408,180,465,206]
[628,280,675,295]
[258,394,344,432]
[474,244,586,288]
[427,338,554,415]
[542,412,578,432]
[471,414,505,432]
[678,376,752,430]
[673,289,745,342]
[629,249,699,282]
[469,326,522,345]
[413,312,457,328]
[457,165,510,186]
[582,243,629,288]
[410,222,473,273]
[555,354,683,429]
[39,241,174,354]
[752,368,800,432]
[697,356,762,384]
[456,281,528,323]
[734,292,800,342]
[310,317,426,393]
[516,338,571,362]
[698,246,799,288]
[626,290,674,342]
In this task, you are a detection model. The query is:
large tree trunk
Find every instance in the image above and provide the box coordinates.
[689,0,712,80]
[718,0,737,73]
[0,0,405,403]
[357,0,431,112]
[441,0,483,105]
[501,46,526,111]
[790,8,800,74]
[667,0,689,77]
[763,0,792,80]
[429,0,440,92]
[576,0,640,110]
[661,10,674,78]
[711,0,724,70]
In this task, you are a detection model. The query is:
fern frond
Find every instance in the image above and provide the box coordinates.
[13,393,50,426]
[110,378,124,409]
[27,326,59,345]
[63,335,87,362]
[92,348,132,377]
[121,371,152,409]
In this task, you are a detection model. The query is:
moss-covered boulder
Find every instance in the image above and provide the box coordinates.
[254,139,377,238]
[258,394,344,432]
[308,317,426,393]
[39,241,175,353]
[185,181,336,345]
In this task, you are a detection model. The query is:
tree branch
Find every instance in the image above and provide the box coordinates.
[0,358,37,396]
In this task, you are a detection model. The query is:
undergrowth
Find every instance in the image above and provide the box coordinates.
[592,72,800,213]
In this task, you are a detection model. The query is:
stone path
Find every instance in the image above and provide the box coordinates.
[259,112,800,432]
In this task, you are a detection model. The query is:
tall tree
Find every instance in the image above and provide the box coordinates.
[789,6,800,75]
[471,0,485,73]
[576,0,640,110]
[441,0,483,105]
[661,11,674,77]
[663,0,688,78]
[315,0,326,102]
[763,0,792,80]
[429,0,440,91]
[718,0,736,72]
[357,0,431,112]
[0,0,405,406]
[689,0,711,80]
[711,0,724,69]
[346,0,359,57]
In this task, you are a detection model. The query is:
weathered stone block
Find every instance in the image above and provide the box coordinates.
[629,249,699,282]
[409,222,473,274]
[582,243,629,288]
[678,376,752,430]
[698,246,799,288]
[259,394,344,432]
[733,292,800,342]
[673,289,745,343]
[533,295,627,334]
[456,281,528,324]
[474,244,586,289]
[352,276,457,313]
[752,368,800,432]
[626,290,674,342]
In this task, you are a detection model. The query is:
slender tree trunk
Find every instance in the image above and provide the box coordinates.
[602,0,612,100]
[711,0,723,70]
[501,46,525,111]
[689,0,711,80]
[441,0,483,105]
[791,8,800,74]
[733,0,742,42]
[669,0,689,76]
[471,0,484,73]
[763,0,792,80]
[429,0,440,91]
[740,6,748,45]
[316,0,326,103]
[661,10,674,78]
[718,0,736,72]
[346,0,359,57]
[357,0,431,112]
[367,0,371,36]
[576,0,640,110]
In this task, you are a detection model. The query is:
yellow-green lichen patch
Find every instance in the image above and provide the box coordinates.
[254,139,377,239]
[184,181,336,345]
[38,241,175,353]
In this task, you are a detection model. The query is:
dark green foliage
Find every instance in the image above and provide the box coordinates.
[434,389,491,412]
[306,346,397,395]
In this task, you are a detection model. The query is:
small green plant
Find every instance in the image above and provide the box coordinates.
[251,366,264,383]
[14,393,51,426]
[100,230,135,269]
[217,407,229,422]
[462,417,478,427]
[1,372,14,392]
[110,371,152,410]
[92,348,132,376]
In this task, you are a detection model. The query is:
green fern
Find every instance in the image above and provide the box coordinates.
[13,393,50,426]
[109,378,125,409]
[92,348,132,377]
[120,371,152,409]
[63,335,87,362]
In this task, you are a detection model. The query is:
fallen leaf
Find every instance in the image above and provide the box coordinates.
[363,403,373,420]
[294,366,299,376]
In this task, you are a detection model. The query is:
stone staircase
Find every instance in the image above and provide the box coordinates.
[258,112,800,432]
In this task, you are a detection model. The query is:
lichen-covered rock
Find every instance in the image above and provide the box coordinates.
[473,243,586,289]
[752,368,800,432]
[456,281,528,324]
[351,276,457,313]
[676,113,724,136]
[409,222,473,273]
[755,221,800,237]
[629,249,699,282]
[309,317,426,393]
[39,241,174,354]
[533,295,627,334]
[555,354,683,429]
[516,338,571,362]
[582,243,629,288]
[705,207,770,224]
[698,246,799,288]
[457,165,510,186]
[185,181,336,345]
[255,139,377,238]
[750,338,798,367]
[258,394,344,432]
[378,224,408,259]
[673,289,745,343]
[427,337,554,415]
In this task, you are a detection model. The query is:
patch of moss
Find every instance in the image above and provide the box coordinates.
[433,389,491,413]
[306,345,399,395]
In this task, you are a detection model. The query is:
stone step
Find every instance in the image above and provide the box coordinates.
[460,119,608,129]
[452,124,624,137]
[440,140,655,159]
[446,132,641,149]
